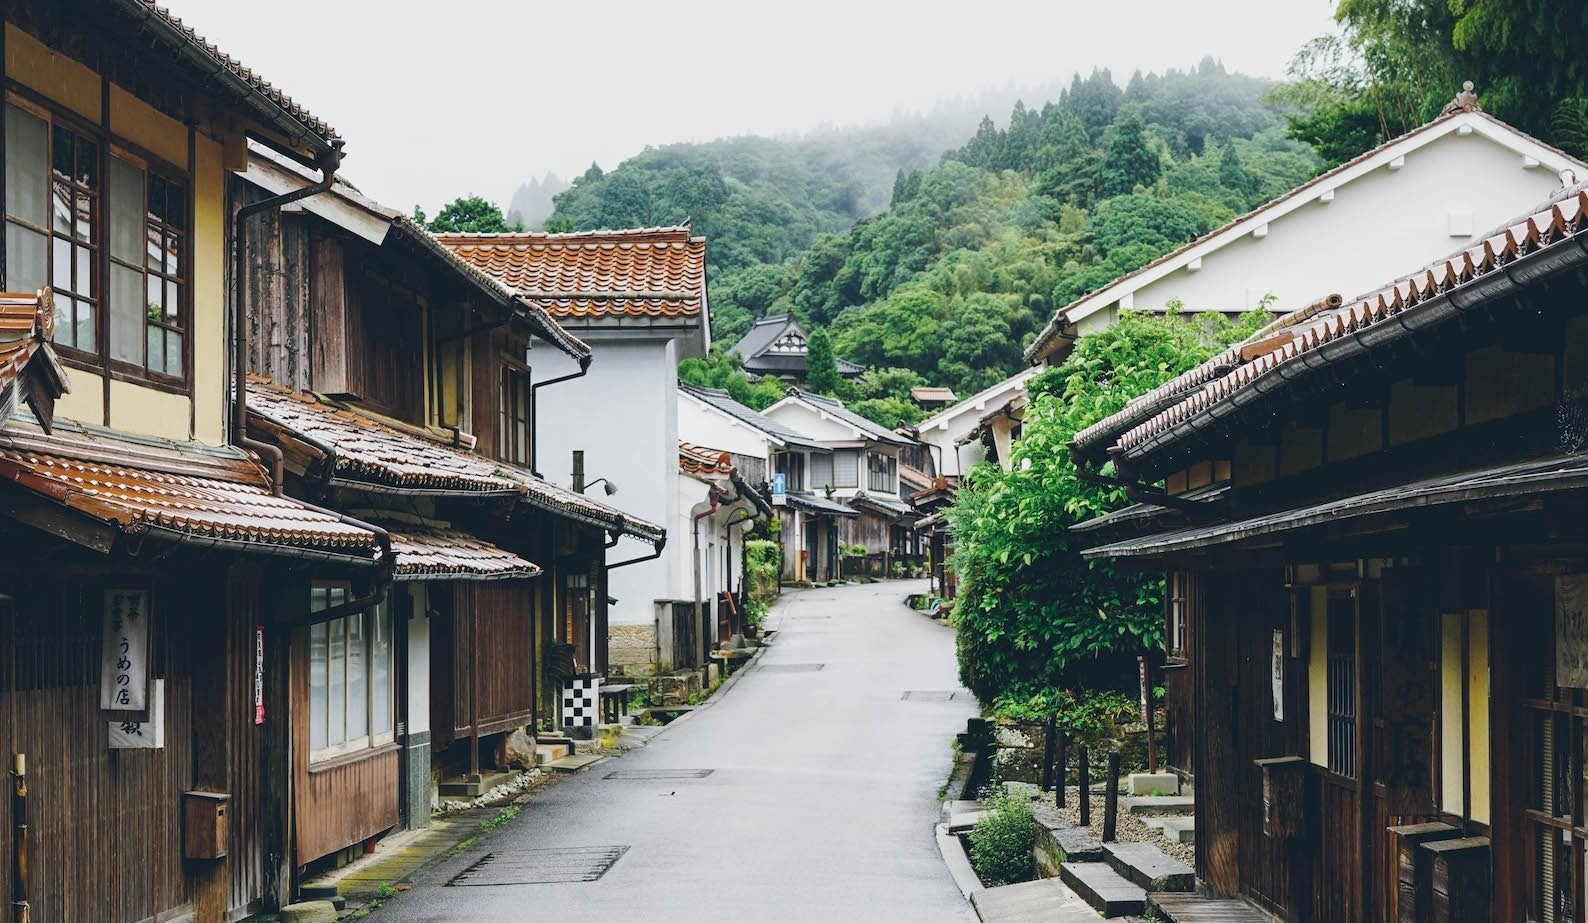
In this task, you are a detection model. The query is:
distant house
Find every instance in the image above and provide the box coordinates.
[677,381,844,584]
[729,314,864,383]
[442,226,704,678]
[1026,104,1588,365]
[911,368,1041,479]
[764,389,919,571]
[675,442,771,665]
[909,386,958,410]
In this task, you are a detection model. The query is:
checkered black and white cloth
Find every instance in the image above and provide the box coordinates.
[562,676,600,727]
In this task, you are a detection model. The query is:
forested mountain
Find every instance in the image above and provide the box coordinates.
[506,173,569,229]
[546,60,1319,425]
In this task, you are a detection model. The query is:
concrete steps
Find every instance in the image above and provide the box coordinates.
[970,878,1108,923]
[1139,815,1195,845]
[1103,842,1194,892]
[1121,794,1195,816]
[533,743,570,766]
[1058,862,1146,917]
[546,752,606,773]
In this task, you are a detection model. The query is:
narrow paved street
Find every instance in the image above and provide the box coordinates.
[374,579,978,923]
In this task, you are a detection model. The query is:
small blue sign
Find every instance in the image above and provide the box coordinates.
[772,472,787,496]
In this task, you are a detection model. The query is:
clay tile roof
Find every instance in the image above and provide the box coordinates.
[117,0,338,148]
[899,463,934,493]
[1096,184,1588,462]
[0,419,377,556]
[246,377,664,543]
[436,226,706,321]
[679,442,734,477]
[910,387,958,403]
[389,526,541,582]
[0,289,69,430]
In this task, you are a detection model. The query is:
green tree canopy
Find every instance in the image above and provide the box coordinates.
[426,196,524,233]
[1097,115,1161,198]
[804,327,840,394]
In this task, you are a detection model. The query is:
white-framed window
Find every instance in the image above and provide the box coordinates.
[308,583,394,762]
[809,452,834,490]
[867,452,898,493]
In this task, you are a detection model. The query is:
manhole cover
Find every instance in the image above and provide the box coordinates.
[760,663,825,673]
[603,768,714,780]
[902,690,958,701]
[447,846,629,886]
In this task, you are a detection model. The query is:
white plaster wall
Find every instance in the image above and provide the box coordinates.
[404,584,429,735]
[677,393,776,463]
[1072,131,1575,335]
[536,335,681,626]
[763,400,867,443]
[913,371,1033,478]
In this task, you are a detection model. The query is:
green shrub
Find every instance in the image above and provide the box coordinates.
[968,789,1036,886]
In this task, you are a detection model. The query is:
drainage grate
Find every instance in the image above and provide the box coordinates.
[901,690,958,701]
[447,846,629,886]
[759,663,825,673]
[603,768,714,780]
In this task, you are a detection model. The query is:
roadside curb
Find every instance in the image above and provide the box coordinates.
[936,821,983,900]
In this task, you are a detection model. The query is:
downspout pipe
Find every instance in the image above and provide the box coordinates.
[232,139,343,461]
[693,497,720,664]
[530,357,593,478]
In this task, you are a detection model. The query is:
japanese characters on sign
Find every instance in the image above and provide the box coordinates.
[1271,629,1285,722]
[1558,574,1588,687]
[109,679,165,749]
[100,588,149,711]
[254,625,266,725]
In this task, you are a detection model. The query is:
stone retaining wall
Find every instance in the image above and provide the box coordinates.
[608,623,657,677]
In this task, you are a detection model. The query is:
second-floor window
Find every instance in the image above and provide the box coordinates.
[834,448,860,487]
[809,452,833,490]
[4,99,188,384]
[867,452,898,493]
[774,451,804,492]
[500,364,531,465]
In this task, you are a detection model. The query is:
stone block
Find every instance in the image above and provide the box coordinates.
[990,745,1043,785]
[608,624,657,677]
[1127,772,1178,797]
[280,901,339,923]
[493,728,537,771]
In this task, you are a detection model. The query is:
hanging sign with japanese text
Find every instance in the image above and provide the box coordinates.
[254,625,266,725]
[1558,574,1588,687]
[1271,630,1285,722]
[100,588,149,711]
[108,679,164,749]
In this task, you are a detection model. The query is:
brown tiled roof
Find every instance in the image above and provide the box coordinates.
[390,526,541,582]
[247,378,664,543]
[116,0,338,148]
[679,442,734,477]
[899,463,933,494]
[0,289,69,430]
[0,419,377,556]
[1024,110,1588,363]
[910,387,958,402]
[1107,185,1588,461]
[437,226,706,320]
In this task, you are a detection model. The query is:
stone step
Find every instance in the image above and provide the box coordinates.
[1159,816,1195,844]
[1103,841,1194,892]
[946,804,990,835]
[1122,794,1195,815]
[1035,816,1103,863]
[1058,862,1147,917]
[970,878,1106,923]
[546,752,606,773]
[533,744,570,766]
[438,769,517,798]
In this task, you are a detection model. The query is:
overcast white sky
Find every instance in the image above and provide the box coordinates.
[168,0,1340,214]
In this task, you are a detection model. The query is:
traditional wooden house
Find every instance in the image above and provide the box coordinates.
[764,388,917,566]
[1068,181,1588,922]
[0,4,398,921]
[236,150,662,875]
[727,313,864,384]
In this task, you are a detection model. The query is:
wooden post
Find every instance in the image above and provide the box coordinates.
[1143,656,1158,774]
[12,753,27,923]
[1078,747,1091,827]
[1103,752,1122,843]
[1040,715,1056,792]
[1054,728,1067,808]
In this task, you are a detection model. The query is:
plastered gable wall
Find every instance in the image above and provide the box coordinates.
[763,399,865,443]
[1072,130,1579,335]
[677,393,777,462]
[537,335,681,625]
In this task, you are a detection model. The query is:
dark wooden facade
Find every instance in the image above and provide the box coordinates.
[1071,189,1588,921]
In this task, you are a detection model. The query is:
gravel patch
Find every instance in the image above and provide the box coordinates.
[1031,784,1195,867]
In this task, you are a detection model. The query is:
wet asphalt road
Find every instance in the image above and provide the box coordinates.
[373,579,978,923]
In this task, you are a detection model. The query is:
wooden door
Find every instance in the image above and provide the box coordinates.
[1196,573,1241,894]
[1314,588,1367,923]
[1234,576,1296,917]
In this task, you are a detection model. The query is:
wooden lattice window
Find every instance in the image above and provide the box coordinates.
[1326,593,1358,778]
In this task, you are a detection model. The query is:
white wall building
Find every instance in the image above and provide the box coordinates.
[443,226,708,672]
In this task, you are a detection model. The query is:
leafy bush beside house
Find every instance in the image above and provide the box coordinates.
[968,789,1037,887]
[949,307,1269,706]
